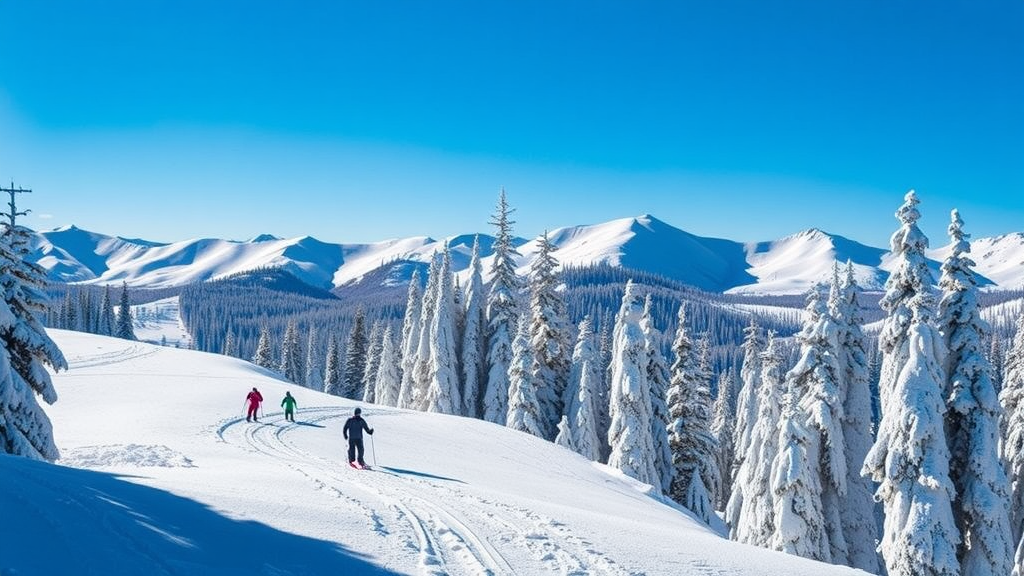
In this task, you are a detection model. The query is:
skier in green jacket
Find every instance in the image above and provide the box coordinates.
[281,391,298,422]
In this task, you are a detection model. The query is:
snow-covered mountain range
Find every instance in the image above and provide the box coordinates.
[27,215,1024,295]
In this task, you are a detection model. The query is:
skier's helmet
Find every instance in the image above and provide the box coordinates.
[354,407,362,415]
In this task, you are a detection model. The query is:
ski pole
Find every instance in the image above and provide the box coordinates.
[370,433,377,467]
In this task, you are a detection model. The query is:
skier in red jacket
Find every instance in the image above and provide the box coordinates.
[246,387,263,422]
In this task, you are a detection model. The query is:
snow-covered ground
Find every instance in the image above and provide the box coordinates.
[0,330,870,575]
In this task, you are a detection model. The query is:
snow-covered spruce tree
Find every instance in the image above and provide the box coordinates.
[374,325,401,407]
[1016,538,1024,576]
[554,414,574,450]
[695,335,721,501]
[483,189,522,425]
[342,308,368,400]
[607,280,659,485]
[863,190,960,576]
[991,336,1005,394]
[397,269,423,410]
[938,209,1013,576]
[305,326,321,391]
[252,325,275,370]
[566,316,602,461]
[279,319,303,384]
[643,295,674,494]
[771,380,829,561]
[528,230,572,440]
[833,260,880,573]
[116,281,135,340]
[411,254,442,411]
[1004,313,1024,550]
[223,328,236,357]
[725,318,764,535]
[424,248,461,414]
[461,235,486,418]
[666,304,718,521]
[507,316,543,437]
[323,336,342,396]
[99,284,115,336]
[732,330,785,546]
[362,321,384,403]
[711,370,735,511]
[789,285,847,564]
[0,212,68,460]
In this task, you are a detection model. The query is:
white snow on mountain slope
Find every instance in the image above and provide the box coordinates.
[1,330,868,576]
[27,217,1023,294]
[130,296,192,347]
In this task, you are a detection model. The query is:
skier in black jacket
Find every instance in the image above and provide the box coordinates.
[343,407,374,468]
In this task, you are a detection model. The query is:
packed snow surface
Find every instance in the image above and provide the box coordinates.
[1,330,867,575]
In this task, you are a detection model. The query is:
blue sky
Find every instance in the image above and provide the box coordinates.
[1,1,1021,247]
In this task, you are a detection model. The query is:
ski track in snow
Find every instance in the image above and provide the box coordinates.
[214,407,632,576]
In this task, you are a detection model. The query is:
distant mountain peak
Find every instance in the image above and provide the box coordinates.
[248,234,280,243]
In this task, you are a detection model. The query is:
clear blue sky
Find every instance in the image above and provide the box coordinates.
[1,1,1021,247]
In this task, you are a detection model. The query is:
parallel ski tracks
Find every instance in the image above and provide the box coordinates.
[216,407,630,575]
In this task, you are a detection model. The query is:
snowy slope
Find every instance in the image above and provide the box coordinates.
[1,330,867,576]
[27,219,1023,294]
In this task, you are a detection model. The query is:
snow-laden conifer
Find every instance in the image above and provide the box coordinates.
[305,327,321,390]
[771,380,829,561]
[938,209,1013,576]
[424,249,461,414]
[323,336,342,396]
[643,295,674,494]
[725,318,764,535]
[0,212,67,460]
[833,261,879,573]
[279,319,303,384]
[554,414,574,450]
[711,370,735,511]
[731,331,785,546]
[788,285,847,564]
[252,326,275,370]
[528,231,572,439]
[566,316,602,461]
[607,281,658,486]
[483,189,522,425]
[411,254,442,411]
[597,314,614,461]
[99,284,115,336]
[223,328,236,357]
[1003,313,1024,551]
[397,269,423,410]
[342,308,369,400]
[374,325,401,407]
[362,321,384,403]
[116,281,135,340]
[461,235,486,418]
[507,316,543,437]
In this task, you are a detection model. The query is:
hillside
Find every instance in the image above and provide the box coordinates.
[1,330,867,576]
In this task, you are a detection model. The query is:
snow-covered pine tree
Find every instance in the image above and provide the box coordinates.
[252,325,275,370]
[374,325,401,407]
[398,269,423,410]
[643,295,674,494]
[0,204,68,460]
[279,319,303,384]
[991,336,1005,394]
[834,260,880,574]
[1003,313,1024,553]
[566,316,602,461]
[731,330,785,546]
[483,189,522,425]
[362,321,384,403]
[938,209,1013,576]
[864,191,960,576]
[461,235,486,418]
[711,370,735,511]
[695,334,721,502]
[116,281,135,340]
[342,308,368,400]
[725,318,764,535]
[788,285,847,564]
[305,326,321,390]
[99,284,115,336]
[1016,538,1024,576]
[223,328,236,357]
[607,280,658,486]
[771,380,829,561]
[424,248,461,414]
[528,230,572,440]
[412,254,442,411]
[507,316,543,437]
[597,312,614,462]
[554,414,574,451]
[323,336,342,396]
